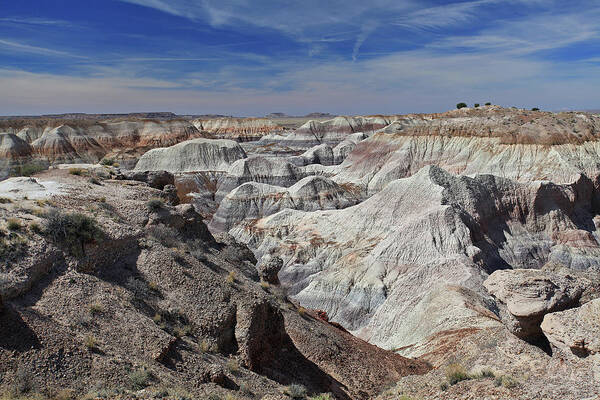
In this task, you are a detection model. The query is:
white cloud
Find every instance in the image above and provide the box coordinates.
[0,39,86,58]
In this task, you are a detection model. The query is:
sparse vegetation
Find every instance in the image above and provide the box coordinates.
[456,102,467,109]
[495,375,519,388]
[13,163,46,177]
[146,198,165,212]
[485,102,492,105]
[0,197,12,204]
[128,367,152,390]
[173,324,193,338]
[284,384,307,399]
[309,394,333,400]
[199,339,217,353]
[227,358,240,373]
[532,107,540,111]
[88,302,103,315]
[44,209,103,256]
[226,270,236,285]
[28,222,42,234]
[84,335,98,350]
[297,306,307,317]
[88,176,101,185]
[7,218,22,231]
[100,158,115,166]
[474,103,480,107]
[68,168,86,176]
[446,363,471,385]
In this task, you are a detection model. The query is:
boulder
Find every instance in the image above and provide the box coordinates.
[541,298,600,358]
[118,170,174,189]
[484,269,587,340]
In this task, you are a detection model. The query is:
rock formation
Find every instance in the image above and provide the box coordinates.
[134,138,246,173]
[231,165,600,355]
[484,269,587,340]
[541,298,600,358]
[210,175,360,232]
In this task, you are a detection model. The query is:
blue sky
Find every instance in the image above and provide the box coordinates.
[0,0,599,116]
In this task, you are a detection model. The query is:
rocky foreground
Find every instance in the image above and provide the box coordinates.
[1,105,600,399]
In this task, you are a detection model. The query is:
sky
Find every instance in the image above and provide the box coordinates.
[0,0,599,116]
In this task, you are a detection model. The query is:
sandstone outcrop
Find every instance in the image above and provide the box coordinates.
[0,133,34,179]
[484,269,587,340]
[1,119,207,172]
[333,108,600,194]
[260,115,397,148]
[134,138,246,173]
[192,118,280,141]
[541,298,600,358]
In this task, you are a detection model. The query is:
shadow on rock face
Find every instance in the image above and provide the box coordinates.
[0,305,42,352]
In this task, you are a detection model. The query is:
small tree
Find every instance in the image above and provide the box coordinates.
[474,103,480,108]
[531,107,540,111]
[456,102,467,109]
[485,102,492,106]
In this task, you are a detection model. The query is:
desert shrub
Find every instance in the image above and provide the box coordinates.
[297,306,307,317]
[476,368,495,378]
[226,358,240,373]
[0,197,12,204]
[88,176,101,185]
[147,224,180,248]
[29,222,42,234]
[14,163,46,177]
[456,102,467,109]
[100,158,114,166]
[446,363,471,385]
[7,218,22,231]
[68,168,86,176]
[129,367,152,390]
[88,303,103,315]
[146,198,164,212]
[485,102,492,105]
[439,382,449,391]
[44,209,103,256]
[495,375,519,388]
[173,324,193,338]
[84,335,98,350]
[226,270,236,285]
[474,103,480,107]
[199,339,217,353]
[0,234,27,261]
[309,394,333,400]
[531,107,540,111]
[284,384,307,399]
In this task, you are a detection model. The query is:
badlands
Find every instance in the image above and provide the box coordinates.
[1,105,600,399]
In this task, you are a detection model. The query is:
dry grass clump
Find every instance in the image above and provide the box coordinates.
[445,363,471,385]
[7,218,22,231]
[226,271,236,285]
[43,209,103,257]
[68,168,87,176]
[128,367,152,390]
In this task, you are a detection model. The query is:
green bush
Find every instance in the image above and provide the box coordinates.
[456,102,467,109]
[44,209,103,256]
[13,163,46,177]
[485,102,492,105]
[474,103,480,108]
[100,158,115,166]
[531,107,540,111]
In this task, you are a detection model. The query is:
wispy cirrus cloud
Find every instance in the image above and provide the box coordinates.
[0,38,86,58]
